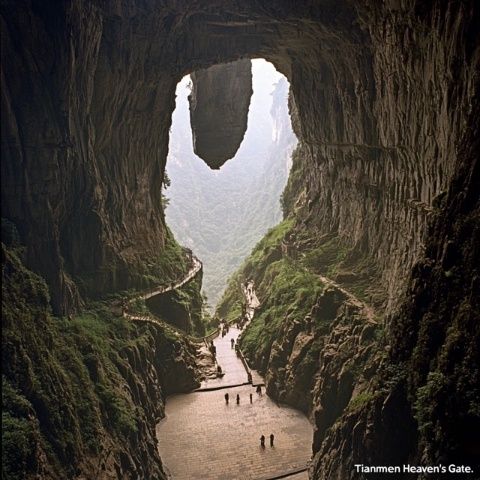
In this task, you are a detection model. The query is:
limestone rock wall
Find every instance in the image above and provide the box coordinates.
[287,1,478,312]
[1,243,200,479]
[189,60,253,169]
[266,287,381,420]
[3,1,477,316]
[1,1,182,314]
[311,94,480,479]
[1,0,479,477]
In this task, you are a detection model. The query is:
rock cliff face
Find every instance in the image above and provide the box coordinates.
[286,1,478,313]
[189,60,253,169]
[266,287,381,419]
[146,271,205,336]
[2,242,199,479]
[2,1,477,316]
[1,0,180,314]
[2,0,479,478]
[311,98,480,478]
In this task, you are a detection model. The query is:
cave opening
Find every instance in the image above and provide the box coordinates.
[164,59,297,311]
[2,2,478,479]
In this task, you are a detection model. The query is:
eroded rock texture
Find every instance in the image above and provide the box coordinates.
[266,287,380,419]
[2,243,199,479]
[189,59,253,169]
[1,0,479,478]
[2,1,477,316]
[311,98,480,479]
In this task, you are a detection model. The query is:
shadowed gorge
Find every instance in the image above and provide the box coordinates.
[1,1,479,479]
[166,60,296,309]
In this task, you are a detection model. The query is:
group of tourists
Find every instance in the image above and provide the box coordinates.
[224,393,241,405]
[260,434,275,448]
[222,387,274,447]
[236,308,248,330]
[220,318,230,337]
[224,385,263,406]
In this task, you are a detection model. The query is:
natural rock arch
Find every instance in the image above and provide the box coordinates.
[3,1,476,317]
[1,1,479,478]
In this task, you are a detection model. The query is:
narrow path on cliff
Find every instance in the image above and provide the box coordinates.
[122,254,202,326]
[156,281,313,480]
[314,271,377,323]
[294,256,378,324]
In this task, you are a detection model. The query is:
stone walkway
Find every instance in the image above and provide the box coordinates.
[157,282,313,479]
[200,326,250,390]
[156,384,312,480]
[155,278,312,479]
[239,280,264,386]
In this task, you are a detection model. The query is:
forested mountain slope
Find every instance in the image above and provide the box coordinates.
[166,61,297,308]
